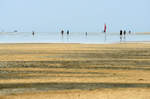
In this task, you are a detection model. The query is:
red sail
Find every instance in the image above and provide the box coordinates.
[104,24,106,33]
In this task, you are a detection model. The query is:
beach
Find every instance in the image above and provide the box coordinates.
[0,43,150,99]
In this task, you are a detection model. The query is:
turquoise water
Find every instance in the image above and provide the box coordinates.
[0,32,149,44]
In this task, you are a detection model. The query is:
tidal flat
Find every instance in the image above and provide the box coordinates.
[0,43,150,99]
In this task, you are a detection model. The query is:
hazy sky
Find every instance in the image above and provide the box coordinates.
[0,0,149,32]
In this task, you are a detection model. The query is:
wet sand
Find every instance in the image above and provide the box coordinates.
[0,43,150,99]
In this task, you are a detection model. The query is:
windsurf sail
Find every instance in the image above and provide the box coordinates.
[104,24,106,33]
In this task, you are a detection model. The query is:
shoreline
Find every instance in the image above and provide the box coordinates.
[0,41,150,44]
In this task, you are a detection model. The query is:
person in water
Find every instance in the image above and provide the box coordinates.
[124,30,126,40]
[120,30,123,41]
[129,30,131,34]
[85,32,88,37]
[61,30,64,36]
[32,31,35,36]
[67,30,69,35]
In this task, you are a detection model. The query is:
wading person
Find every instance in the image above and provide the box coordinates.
[129,30,131,34]
[120,30,123,41]
[32,31,35,36]
[124,30,126,40]
[67,30,69,36]
[61,30,64,36]
[85,32,88,37]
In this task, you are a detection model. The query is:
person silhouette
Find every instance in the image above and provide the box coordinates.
[85,32,88,37]
[129,30,131,34]
[67,30,69,36]
[32,31,35,36]
[61,30,64,36]
[124,30,126,40]
[120,30,123,41]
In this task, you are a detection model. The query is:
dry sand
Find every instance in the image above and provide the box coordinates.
[0,43,150,99]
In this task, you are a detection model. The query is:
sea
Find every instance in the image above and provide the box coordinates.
[0,32,149,44]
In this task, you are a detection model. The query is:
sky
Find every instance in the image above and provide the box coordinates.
[0,0,149,32]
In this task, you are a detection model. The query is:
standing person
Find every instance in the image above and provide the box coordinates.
[67,30,69,36]
[32,31,35,36]
[124,30,126,40]
[129,30,131,34]
[120,30,123,41]
[66,30,70,42]
[85,32,88,37]
[61,30,64,36]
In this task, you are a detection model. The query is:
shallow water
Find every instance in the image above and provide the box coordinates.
[0,32,150,44]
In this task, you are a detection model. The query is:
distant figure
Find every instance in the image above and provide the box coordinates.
[32,31,35,36]
[85,32,88,37]
[61,30,64,36]
[124,30,126,40]
[124,30,126,35]
[14,30,18,32]
[129,30,131,34]
[67,30,69,35]
[103,24,107,41]
[120,30,123,41]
